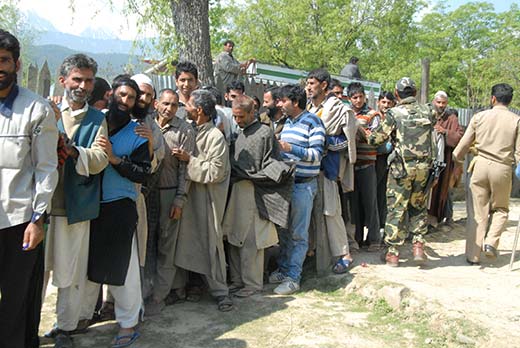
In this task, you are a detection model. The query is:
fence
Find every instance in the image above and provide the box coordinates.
[20,60,54,98]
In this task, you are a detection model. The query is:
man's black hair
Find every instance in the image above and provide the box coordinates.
[307,68,331,90]
[349,56,359,64]
[265,86,280,100]
[491,83,513,105]
[223,39,235,46]
[226,80,245,93]
[88,77,111,106]
[175,61,198,80]
[378,91,395,101]
[329,78,343,91]
[0,29,20,61]
[347,82,365,97]
[278,84,307,110]
[111,74,142,115]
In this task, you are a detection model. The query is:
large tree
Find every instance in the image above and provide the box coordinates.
[125,0,215,85]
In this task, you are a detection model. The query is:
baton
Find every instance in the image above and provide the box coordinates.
[509,215,520,271]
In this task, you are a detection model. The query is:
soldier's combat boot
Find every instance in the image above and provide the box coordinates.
[382,250,399,267]
[412,241,427,264]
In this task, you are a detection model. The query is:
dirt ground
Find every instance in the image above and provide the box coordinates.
[39,200,520,348]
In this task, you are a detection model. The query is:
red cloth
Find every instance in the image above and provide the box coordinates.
[57,134,69,168]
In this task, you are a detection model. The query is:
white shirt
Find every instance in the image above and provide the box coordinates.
[0,85,58,229]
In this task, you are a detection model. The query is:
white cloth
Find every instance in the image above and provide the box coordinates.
[82,236,142,328]
[46,216,100,330]
[45,217,90,288]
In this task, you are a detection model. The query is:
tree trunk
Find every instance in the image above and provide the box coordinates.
[170,0,214,86]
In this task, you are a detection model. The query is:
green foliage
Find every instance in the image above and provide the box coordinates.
[122,0,520,108]
[225,0,520,108]
[0,0,36,84]
[229,0,418,71]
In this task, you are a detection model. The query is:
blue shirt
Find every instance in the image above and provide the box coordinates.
[102,121,148,202]
[280,111,325,178]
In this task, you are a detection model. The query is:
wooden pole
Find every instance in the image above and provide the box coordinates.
[420,58,430,104]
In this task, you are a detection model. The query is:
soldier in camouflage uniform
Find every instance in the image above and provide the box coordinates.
[368,77,436,267]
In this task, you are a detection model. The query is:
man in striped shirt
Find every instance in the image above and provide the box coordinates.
[347,82,382,250]
[269,84,325,295]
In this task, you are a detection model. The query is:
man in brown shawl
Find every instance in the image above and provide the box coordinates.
[428,91,463,226]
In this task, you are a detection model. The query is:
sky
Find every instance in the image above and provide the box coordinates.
[17,0,520,41]
[18,0,143,40]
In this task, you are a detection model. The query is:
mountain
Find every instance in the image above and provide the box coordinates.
[27,44,148,82]
[25,10,147,55]
[36,31,136,55]
[25,10,57,32]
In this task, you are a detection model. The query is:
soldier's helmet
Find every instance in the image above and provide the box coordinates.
[395,77,416,92]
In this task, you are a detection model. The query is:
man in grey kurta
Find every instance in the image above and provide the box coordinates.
[172,89,233,311]
[213,40,255,87]
[223,95,293,298]
[145,89,195,315]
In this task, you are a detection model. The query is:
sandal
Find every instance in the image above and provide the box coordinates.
[112,331,140,348]
[44,321,89,338]
[233,288,260,298]
[332,258,351,274]
[216,295,233,312]
[164,289,186,306]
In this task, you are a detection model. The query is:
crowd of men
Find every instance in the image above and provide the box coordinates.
[1,30,519,348]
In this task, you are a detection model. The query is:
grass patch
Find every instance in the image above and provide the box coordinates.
[301,278,486,348]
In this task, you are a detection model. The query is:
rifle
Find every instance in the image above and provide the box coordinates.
[387,148,407,180]
[423,160,446,193]
[424,129,446,193]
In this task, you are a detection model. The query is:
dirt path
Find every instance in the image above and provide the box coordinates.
[39,200,520,348]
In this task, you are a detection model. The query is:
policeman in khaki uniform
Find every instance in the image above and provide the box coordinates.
[453,83,520,264]
[368,77,436,267]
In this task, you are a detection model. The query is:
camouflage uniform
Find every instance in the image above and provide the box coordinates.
[368,92,435,255]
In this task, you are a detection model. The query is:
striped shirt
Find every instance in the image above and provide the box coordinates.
[280,111,326,178]
[355,107,380,166]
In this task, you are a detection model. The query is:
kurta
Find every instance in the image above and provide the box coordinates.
[229,120,293,228]
[428,113,463,220]
[223,120,292,245]
[223,180,278,249]
[214,51,242,87]
[135,113,165,267]
[45,102,109,287]
[307,95,356,273]
[174,121,230,284]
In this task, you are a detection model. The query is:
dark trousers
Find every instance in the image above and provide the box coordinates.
[376,154,389,229]
[0,222,44,348]
[351,164,381,245]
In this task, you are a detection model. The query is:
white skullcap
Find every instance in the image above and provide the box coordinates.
[434,90,448,100]
[131,73,154,91]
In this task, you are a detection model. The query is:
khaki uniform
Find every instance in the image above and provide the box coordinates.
[453,105,520,261]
